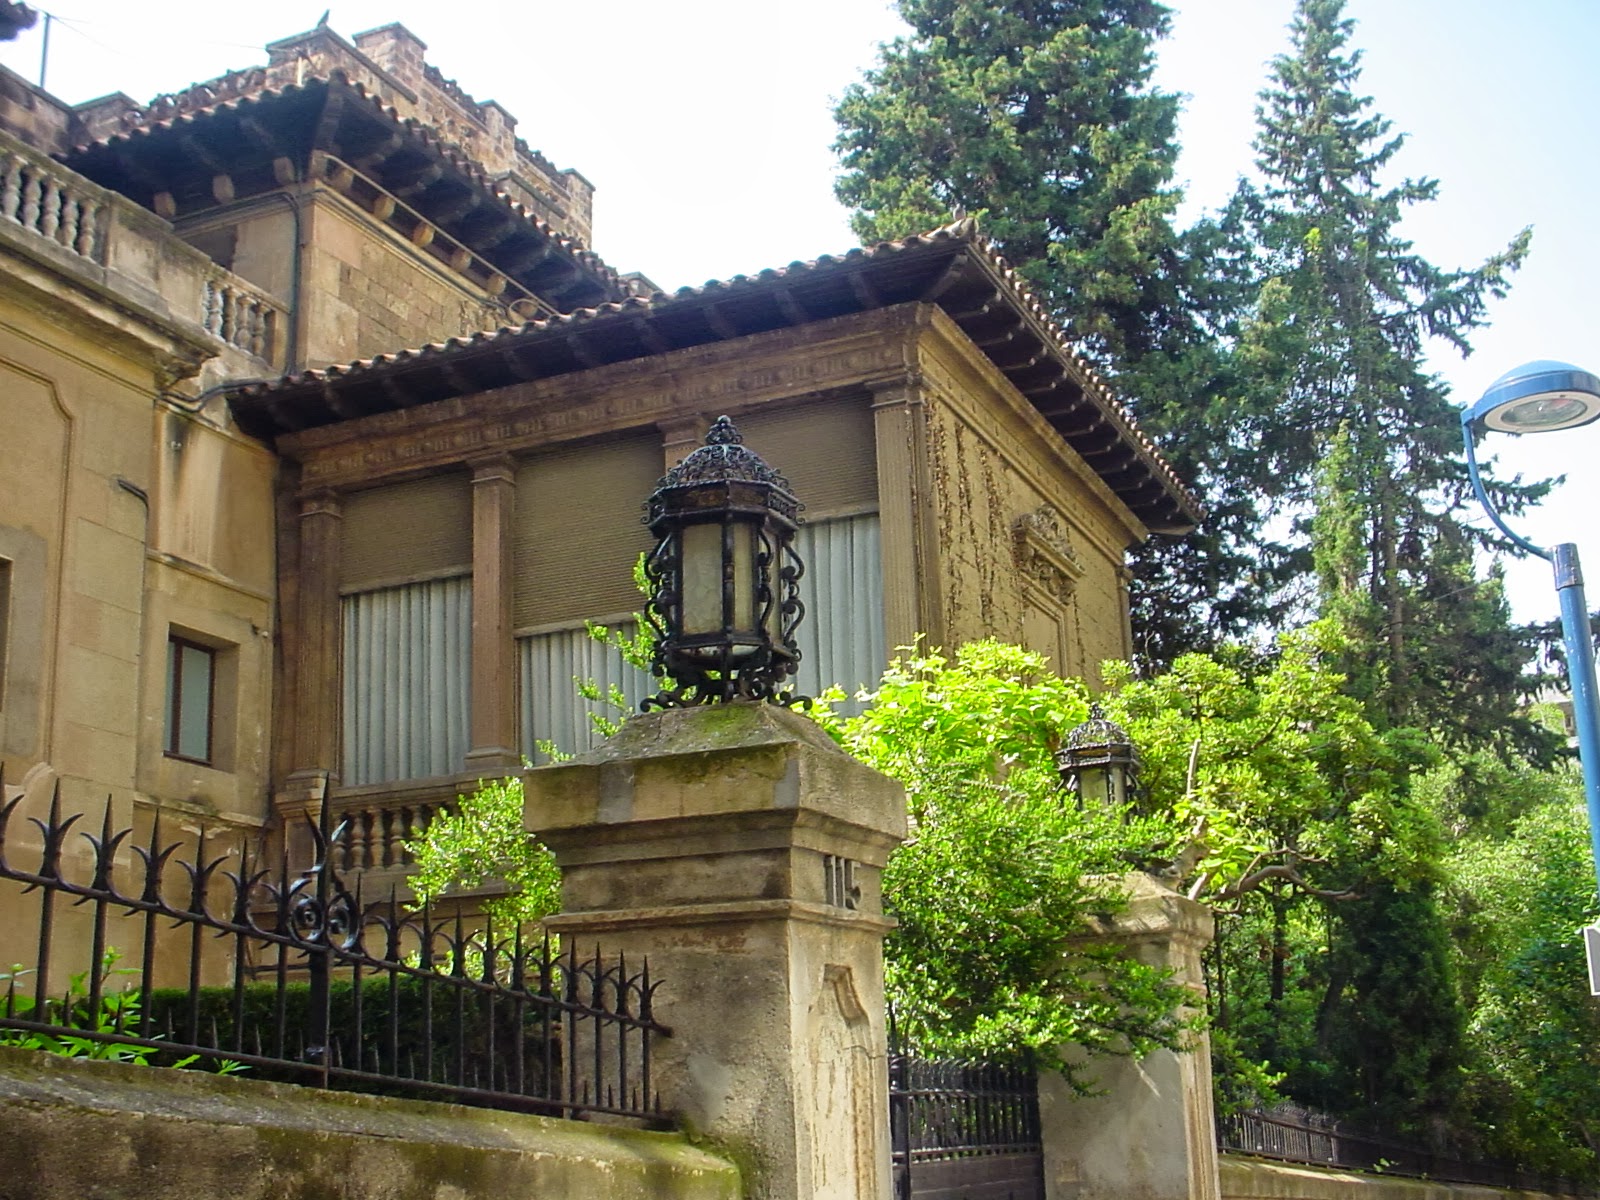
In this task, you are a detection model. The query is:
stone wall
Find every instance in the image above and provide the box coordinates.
[0,1047,739,1200]
[300,189,506,367]
[1220,1156,1578,1200]
[0,64,72,155]
[917,310,1141,685]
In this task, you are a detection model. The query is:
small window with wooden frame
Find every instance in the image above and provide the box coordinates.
[164,634,216,765]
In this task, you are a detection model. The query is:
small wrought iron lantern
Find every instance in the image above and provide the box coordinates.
[1056,703,1140,808]
[641,415,806,707]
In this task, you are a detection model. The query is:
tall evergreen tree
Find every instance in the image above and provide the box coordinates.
[833,0,1292,662]
[833,0,1184,364]
[1216,0,1551,1134]
[1230,0,1548,761]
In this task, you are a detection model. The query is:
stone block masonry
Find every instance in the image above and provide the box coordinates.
[526,702,909,1200]
[0,1046,739,1200]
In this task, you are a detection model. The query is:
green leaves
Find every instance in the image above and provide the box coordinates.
[833,0,1184,364]
[405,776,562,927]
[820,640,1190,1079]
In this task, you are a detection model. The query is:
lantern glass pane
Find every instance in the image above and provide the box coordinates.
[731,520,756,636]
[681,522,724,636]
[1107,766,1127,808]
[1078,764,1110,807]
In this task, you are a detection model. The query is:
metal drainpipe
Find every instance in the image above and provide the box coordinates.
[112,476,151,771]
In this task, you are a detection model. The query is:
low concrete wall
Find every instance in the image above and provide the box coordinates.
[0,1045,739,1200]
[1222,1154,1574,1200]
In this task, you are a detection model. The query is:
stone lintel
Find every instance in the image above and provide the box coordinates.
[544,806,902,867]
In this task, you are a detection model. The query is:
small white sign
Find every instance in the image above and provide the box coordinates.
[1584,924,1600,996]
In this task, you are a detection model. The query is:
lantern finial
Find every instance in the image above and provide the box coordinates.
[704,415,742,445]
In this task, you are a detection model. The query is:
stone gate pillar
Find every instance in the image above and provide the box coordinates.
[524,702,906,1200]
[1040,872,1221,1200]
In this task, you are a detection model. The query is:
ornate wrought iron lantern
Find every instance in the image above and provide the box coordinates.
[1056,704,1140,808]
[641,415,806,707]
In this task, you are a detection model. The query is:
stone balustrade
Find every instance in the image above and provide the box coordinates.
[330,796,443,874]
[200,273,282,363]
[0,128,288,370]
[0,147,107,263]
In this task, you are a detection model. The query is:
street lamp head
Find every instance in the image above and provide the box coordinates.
[1056,704,1140,810]
[1468,359,1600,435]
[641,415,807,708]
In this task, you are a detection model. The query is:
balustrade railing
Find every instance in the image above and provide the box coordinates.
[201,275,281,363]
[0,131,286,368]
[331,797,444,873]
[0,147,106,263]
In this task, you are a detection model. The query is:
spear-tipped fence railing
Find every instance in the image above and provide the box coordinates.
[0,767,669,1123]
[1218,1104,1590,1195]
[888,1017,1045,1200]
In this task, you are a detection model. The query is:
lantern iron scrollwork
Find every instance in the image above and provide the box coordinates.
[1056,703,1140,809]
[641,415,807,708]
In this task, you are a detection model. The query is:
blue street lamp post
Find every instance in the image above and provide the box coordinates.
[1461,360,1600,987]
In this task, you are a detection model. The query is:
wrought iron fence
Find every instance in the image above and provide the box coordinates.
[0,771,669,1123]
[888,1041,1045,1200]
[1219,1104,1587,1195]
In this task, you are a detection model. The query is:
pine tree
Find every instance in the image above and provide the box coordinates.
[1231,0,1548,760]
[1219,0,1553,1134]
[833,0,1185,364]
[833,0,1288,662]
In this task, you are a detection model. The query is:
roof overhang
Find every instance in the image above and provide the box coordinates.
[230,221,1203,533]
[61,75,626,314]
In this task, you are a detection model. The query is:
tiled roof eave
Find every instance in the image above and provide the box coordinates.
[231,223,1202,530]
[68,74,627,303]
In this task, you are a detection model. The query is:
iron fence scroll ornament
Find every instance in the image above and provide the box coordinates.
[0,767,669,1122]
[641,415,807,708]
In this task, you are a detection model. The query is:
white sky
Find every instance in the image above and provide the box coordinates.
[3,0,1594,624]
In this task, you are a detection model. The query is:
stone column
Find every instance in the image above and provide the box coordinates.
[525,702,907,1200]
[659,414,708,473]
[278,489,341,865]
[1040,872,1220,1200]
[870,378,944,652]
[465,454,518,773]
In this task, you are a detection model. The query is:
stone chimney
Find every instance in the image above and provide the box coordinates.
[352,24,427,93]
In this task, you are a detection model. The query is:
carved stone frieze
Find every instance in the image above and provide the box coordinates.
[1013,505,1084,604]
[287,313,922,493]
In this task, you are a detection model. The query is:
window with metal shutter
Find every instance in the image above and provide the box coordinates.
[339,473,472,591]
[513,433,662,630]
[731,395,878,517]
[792,513,886,706]
[341,576,472,785]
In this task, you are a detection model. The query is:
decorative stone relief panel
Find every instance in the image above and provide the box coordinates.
[1012,505,1085,606]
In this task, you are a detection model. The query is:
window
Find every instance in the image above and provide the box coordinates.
[518,621,652,762]
[792,512,886,708]
[165,635,215,763]
[342,576,472,786]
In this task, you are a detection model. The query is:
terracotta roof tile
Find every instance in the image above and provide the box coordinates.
[233,221,1202,529]
[73,73,627,297]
